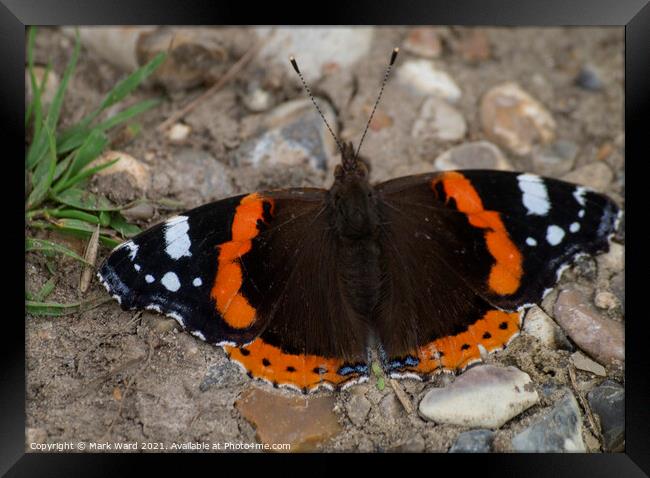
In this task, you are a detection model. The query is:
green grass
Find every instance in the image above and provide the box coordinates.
[25,27,166,316]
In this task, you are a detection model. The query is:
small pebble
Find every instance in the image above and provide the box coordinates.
[480,82,556,156]
[403,28,443,58]
[532,140,579,177]
[587,380,624,452]
[594,291,619,310]
[597,242,624,274]
[554,289,624,365]
[25,66,60,108]
[523,305,568,350]
[575,65,605,91]
[434,141,512,171]
[455,30,491,62]
[168,123,191,142]
[345,393,372,427]
[394,434,426,453]
[243,86,273,112]
[120,202,155,221]
[562,162,614,192]
[511,391,586,452]
[92,151,151,203]
[419,365,539,428]
[449,429,495,453]
[412,97,466,142]
[397,60,462,101]
[571,351,606,377]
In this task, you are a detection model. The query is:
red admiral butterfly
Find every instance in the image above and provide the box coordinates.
[98,49,622,394]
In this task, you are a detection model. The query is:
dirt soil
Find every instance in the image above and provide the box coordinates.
[26,27,624,453]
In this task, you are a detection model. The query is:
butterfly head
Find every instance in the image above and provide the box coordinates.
[334,142,370,183]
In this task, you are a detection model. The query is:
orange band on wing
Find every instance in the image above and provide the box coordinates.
[224,339,363,391]
[211,193,274,329]
[432,172,523,295]
[392,309,521,376]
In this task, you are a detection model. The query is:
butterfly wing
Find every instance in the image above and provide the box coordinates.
[98,188,369,392]
[374,170,621,377]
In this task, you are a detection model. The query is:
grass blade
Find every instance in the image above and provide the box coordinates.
[54,188,118,212]
[26,123,57,210]
[26,238,93,266]
[34,277,56,301]
[26,300,81,317]
[110,213,142,238]
[47,208,102,224]
[99,52,166,111]
[55,157,120,191]
[54,129,108,191]
[26,29,81,170]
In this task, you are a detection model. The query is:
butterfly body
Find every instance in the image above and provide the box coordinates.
[99,141,621,393]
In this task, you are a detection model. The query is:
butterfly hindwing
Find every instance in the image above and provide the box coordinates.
[374,170,621,377]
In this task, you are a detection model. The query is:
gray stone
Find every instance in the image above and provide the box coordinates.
[523,305,567,350]
[575,65,605,91]
[235,98,338,172]
[412,97,467,142]
[562,162,614,192]
[419,365,539,428]
[587,380,624,452]
[394,434,426,453]
[200,362,245,391]
[610,272,624,314]
[346,393,372,427]
[403,28,443,59]
[532,140,579,177]
[512,391,586,452]
[554,289,624,365]
[571,351,606,377]
[434,141,513,171]
[449,429,495,453]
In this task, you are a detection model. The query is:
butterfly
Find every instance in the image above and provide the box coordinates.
[98,48,622,394]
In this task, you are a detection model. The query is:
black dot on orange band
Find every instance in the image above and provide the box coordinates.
[499,322,508,330]
[286,366,296,372]
[301,387,308,395]
[483,332,492,339]
[246,371,253,378]
[313,367,327,375]
[272,381,279,388]
[239,348,250,356]
[439,351,445,357]
[262,358,271,366]
[461,344,470,351]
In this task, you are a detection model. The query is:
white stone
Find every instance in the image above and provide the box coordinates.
[523,305,561,349]
[412,96,466,141]
[397,60,461,101]
[419,365,539,428]
[256,27,374,83]
[168,123,191,142]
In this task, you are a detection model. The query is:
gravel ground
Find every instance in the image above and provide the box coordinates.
[25,26,624,453]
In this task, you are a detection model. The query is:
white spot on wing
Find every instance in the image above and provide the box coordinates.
[526,237,537,246]
[145,274,155,283]
[193,277,203,287]
[518,174,550,216]
[161,272,181,292]
[134,264,141,271]
[573,187,587,206]
[165,215,192,260]
[122,241,139,260]
[546,225,565,246]
[578,209,585,218]
[570,222,580,233]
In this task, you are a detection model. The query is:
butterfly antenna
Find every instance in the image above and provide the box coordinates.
[355,47,399,159]
[289,55,344,154]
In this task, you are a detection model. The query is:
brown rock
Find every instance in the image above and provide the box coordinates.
[91,150,150,203]
[236,387,341,452]
[562,162,614,192]
[480,82,556,156]
[403,28,443,59]
[456,30,491,62]
[434,141,512,171]
[554,289,624,365]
